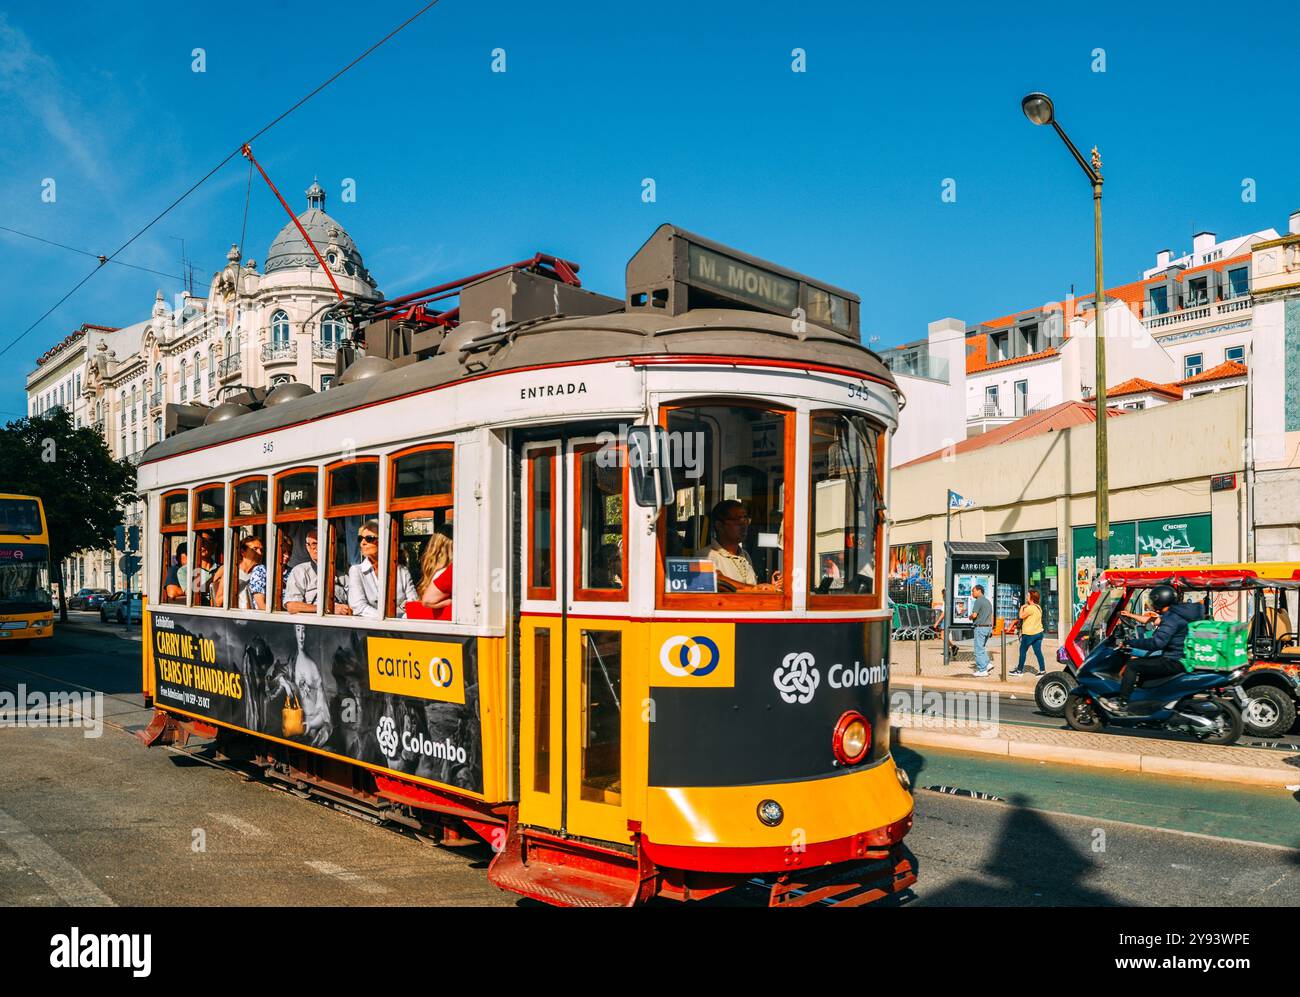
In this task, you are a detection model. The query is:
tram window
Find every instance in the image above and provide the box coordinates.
[527,447,556,600]
[387,445,453,620]
[190,486,225,607]
[580,630,621,805]
[660,403,791,605]
[808,412,883,603]
[274,469,321,614]
[158,489,188,604]
[327,459,379,618]
[223,476,269,612]
[574,444,626,601]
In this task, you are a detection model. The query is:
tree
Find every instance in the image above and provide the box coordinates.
[0,409,137,621]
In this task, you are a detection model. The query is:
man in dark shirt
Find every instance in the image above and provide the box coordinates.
[1114,584,1203,702]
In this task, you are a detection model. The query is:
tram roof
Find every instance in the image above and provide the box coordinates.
[140,307,896,466]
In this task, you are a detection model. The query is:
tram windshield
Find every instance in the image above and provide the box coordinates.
[663,403,789,595]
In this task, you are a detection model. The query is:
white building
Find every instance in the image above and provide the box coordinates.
[26,180,383,593]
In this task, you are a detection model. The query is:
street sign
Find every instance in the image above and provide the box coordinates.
[119,554,141,577]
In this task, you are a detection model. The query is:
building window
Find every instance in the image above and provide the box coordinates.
[320,312,346,348]
[1149,286,1169,315]
[990,331,1010,362]
[270,374,292,388]
[1225,345,1245,364]
[1227,267,1249,299]
[1186,277,1209,307]
[1184,353,1204,378]
[985,384,999,415]
[1014,380,1028,417]
[320,374,335,391]
[271,310,290,349]
[153,417,162,442]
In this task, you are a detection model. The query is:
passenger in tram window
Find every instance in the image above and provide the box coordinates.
[414,525,453,621]
[191,531,219,606]
[163,542,188,603]
[217,533,265,610]
[596,542,623,589]
[349,519,416,619]
[284,528,348,614]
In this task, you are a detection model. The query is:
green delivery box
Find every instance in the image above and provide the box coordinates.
[1182,621,1249,672]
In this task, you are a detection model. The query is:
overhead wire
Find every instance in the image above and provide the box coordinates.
[0,0,443,362]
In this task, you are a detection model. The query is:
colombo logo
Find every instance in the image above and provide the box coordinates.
[659,635,721,678]
[430,656,454,688]
[773,651,820,704]
[376,715,400,758]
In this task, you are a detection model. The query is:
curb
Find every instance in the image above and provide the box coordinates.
[892,725,1300,789]
[890,674,1042,696]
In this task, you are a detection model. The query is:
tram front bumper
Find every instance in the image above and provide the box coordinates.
[640,755,914,875]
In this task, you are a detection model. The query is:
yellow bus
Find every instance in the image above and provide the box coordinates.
[0,493,55,647]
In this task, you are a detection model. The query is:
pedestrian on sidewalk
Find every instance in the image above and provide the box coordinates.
[1011,590,1046,675]
[935,588,959,659]
[970,584,994,676]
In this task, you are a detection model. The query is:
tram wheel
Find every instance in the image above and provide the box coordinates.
[1064,690,1106,733]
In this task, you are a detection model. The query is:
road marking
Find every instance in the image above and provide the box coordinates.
[0,808,116,907]
[208,812,266,837]
[304,860,390,895]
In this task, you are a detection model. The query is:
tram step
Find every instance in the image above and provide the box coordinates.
[488,825,651,907]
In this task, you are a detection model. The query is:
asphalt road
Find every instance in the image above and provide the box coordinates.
[2,623,1298,907]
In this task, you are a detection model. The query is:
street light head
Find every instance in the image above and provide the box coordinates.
[1021,92,1054,126]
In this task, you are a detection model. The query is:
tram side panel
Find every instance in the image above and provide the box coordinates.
[146,610,503,800]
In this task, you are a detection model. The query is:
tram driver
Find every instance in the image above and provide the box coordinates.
[348,519,417,619]
[702,499,780,594]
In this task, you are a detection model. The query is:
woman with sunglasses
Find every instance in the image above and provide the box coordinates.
[347,519,417,619]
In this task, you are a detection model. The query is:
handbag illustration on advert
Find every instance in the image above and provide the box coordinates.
[282,691,305,738]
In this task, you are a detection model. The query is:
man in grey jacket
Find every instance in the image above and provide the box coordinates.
[970,584,994,676]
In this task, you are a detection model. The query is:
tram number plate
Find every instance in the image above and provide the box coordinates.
[848,382,872,401]
[666,558,718,593]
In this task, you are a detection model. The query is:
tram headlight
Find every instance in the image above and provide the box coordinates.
[756,799,784,827]
[832,711,870,766]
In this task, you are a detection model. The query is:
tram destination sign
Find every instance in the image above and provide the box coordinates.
[688,244,798,316]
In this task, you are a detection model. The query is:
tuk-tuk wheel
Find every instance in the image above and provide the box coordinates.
[1035,670,1076,717]
[1242,685,1296,739]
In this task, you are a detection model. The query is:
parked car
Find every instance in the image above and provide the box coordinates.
[100,591,142,624]
[68,587,110,610]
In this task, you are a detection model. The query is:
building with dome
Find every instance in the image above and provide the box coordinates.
[25,180,384,593]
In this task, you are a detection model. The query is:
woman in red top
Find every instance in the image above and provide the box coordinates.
[417,526,453,621]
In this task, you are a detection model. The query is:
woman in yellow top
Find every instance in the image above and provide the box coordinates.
[1011,590,1046,675]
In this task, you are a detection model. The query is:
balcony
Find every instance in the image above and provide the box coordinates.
[313,340,341,360]
[207,371,215,389]
[1142,289,1251,331]
[150,390,162,408]
[192,379,201,399]
[967,395,1053,435]
[179,384,188,402]
[261,341,297,364]
[879,347,950,383]
[219,355,242,379]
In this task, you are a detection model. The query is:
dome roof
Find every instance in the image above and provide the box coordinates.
[263,180,375,287]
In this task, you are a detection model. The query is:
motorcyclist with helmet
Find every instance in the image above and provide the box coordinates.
[1112,583,1205,704]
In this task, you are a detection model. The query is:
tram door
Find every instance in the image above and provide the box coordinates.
[518,434,635,845]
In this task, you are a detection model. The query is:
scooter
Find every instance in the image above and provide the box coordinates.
[1062,620,1248,745]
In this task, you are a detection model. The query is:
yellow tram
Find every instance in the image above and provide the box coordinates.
[137,225,915,906]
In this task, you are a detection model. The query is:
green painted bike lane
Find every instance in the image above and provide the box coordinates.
[895,745,1300,850]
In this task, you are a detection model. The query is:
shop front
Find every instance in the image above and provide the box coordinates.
[987,530,1062,638]
[1070,514,1213,619]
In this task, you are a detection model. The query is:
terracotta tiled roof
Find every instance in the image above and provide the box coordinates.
[1107,377,1182,400]
[898,400,1125,468]
[1177,360,1247,386]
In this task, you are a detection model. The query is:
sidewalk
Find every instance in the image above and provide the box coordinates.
[57,614,143,643]
[890,636,1055,694]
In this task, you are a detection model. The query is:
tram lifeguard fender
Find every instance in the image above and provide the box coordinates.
[640,758,913,873]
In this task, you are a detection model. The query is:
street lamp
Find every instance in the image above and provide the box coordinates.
[1022,91,1110,576]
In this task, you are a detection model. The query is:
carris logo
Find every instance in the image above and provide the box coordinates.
[659,635,721,677]
[376,715,399,758]
[773,651,820,704]
[430,656,454,688]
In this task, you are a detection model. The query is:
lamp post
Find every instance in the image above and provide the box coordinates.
[1022,91,1110,575]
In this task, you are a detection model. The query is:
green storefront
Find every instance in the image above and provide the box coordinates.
[1071,514,1213,618]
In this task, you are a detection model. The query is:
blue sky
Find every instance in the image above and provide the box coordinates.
[2,1,1297,418]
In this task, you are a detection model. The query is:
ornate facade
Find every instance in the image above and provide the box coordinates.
[25,180,383,593]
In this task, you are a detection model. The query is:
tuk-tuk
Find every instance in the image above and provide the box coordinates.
[1038,563,1300,738]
